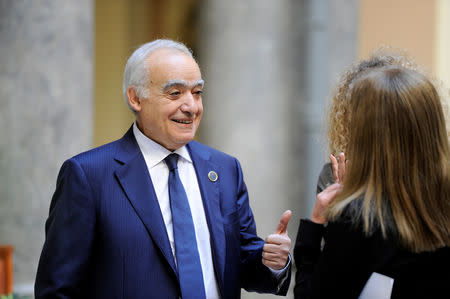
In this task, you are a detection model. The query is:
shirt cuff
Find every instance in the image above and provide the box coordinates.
[267,254,291,293]
[267,253,291,278]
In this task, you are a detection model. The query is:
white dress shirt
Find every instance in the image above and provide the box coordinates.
[133,123,221,299]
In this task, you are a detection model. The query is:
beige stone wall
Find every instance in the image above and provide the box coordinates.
[94,0,200,147]
[358,0,436,72]
[94,0,136,146]
[436,0,450,88]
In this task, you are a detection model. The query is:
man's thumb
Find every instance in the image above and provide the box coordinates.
[275,210,292,234]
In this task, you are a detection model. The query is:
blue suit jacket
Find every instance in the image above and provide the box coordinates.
[35,127,290,299]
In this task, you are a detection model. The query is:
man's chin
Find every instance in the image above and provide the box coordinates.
[171,136,196,149]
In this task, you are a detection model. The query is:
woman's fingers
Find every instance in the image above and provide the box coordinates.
[331,152,346,184]
[330,154,339,182]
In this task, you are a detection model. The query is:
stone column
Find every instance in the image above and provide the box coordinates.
[197,0,358,298]
[197,0,306,233]
[197,1,307,298]
[303,0,359,223]
[0,0,93,295]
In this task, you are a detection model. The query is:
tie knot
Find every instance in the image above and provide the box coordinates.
[164,153,179,171]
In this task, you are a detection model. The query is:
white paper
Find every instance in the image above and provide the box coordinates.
[358,272,394,299]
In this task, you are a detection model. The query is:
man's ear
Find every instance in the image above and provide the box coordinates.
[127,86,141,112]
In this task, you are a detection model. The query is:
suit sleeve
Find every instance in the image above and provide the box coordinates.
[234,159,291,295]
[35,159,96,299]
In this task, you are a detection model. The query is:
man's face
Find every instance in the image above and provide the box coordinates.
[134,49,204,151]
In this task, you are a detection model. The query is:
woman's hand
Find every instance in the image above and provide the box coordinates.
[311,153,346,224]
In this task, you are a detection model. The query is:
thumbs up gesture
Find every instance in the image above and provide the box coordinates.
[262,210,292,270]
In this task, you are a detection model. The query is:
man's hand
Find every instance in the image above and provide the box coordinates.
[262,210,292,270]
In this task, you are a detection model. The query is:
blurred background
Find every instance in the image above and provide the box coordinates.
[1,0,449,298]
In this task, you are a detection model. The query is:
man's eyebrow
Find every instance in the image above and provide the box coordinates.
[162,79,204,92]
[192,79,205,88]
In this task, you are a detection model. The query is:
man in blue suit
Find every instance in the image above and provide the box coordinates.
[35,39,291,299]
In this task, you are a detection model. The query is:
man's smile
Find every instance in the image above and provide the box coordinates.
[172,119,193,124]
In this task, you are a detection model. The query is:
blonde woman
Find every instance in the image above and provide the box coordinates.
[294,65,450,298]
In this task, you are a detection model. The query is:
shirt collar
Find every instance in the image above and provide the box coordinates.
[132,122,192,168]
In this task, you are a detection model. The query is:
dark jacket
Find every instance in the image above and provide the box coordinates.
[294,163,450,298]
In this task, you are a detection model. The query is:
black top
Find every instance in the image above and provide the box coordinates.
[294,164,450,299]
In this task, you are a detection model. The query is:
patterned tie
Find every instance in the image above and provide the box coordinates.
[164,154,206,299]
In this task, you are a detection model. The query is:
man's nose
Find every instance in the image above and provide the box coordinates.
[180,93,198,114]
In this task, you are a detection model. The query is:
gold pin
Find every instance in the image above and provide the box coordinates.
[208,171,218,182]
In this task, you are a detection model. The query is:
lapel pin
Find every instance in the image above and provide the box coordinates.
[208,171,218,182]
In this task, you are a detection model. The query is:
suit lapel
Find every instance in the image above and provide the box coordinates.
[114,128,177,276]
[187,142,226,294]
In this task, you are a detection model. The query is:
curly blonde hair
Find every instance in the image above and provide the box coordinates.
[327,49,421,155]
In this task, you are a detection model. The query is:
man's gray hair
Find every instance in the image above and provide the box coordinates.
[122,39,194,112]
